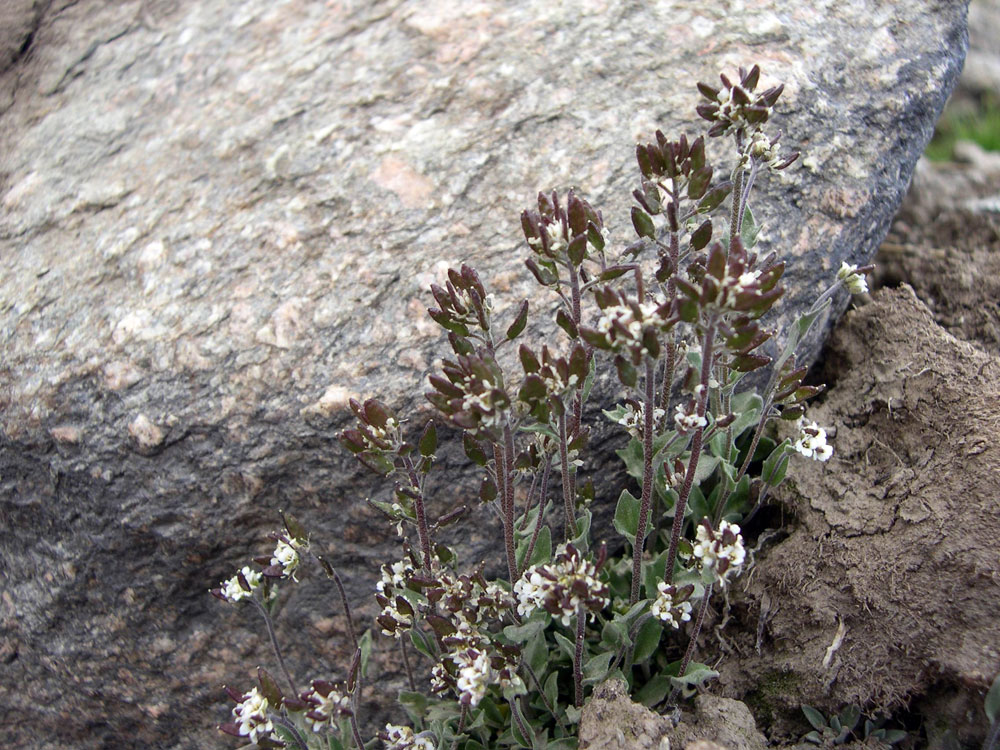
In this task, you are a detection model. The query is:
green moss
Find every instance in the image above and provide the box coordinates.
[925,93,1000,161]
[743,670,803,728]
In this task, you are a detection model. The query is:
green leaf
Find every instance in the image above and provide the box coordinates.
[398,691,430,724]
[669,660,719,691]
[686,483,709,522]
[613,489,642,540]
[410,627,435,659]
[583,651,615,685]
[740,205,761,248]
[582,354,597,402]
[554,631,576,660]
[544,670,560,711]
[571,509,592,551]
[882,730,909,745]
[257,667,283,707]
[517,524,552,570]
[986,673,1000,723]
[601,619,630,651]
[506,300,529,340]
[802,705,828,732]
[761,439,792,487]
[503,611,549,643]
[775,299,830,374]
[525,630,549,675]
[615,437,645,481]
[511,698,532,747]
[632,618,663,664]
[692,453,721,485]
[327,733,346,750]
[631,206,656,239]
[418,421,438,457]
[634,673,672,707]
[839,705,862,733]
[729,392,763,439]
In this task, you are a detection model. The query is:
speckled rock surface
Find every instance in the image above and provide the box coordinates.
[0,1,967,748]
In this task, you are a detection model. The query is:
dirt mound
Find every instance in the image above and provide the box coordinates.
[710,154,1000,747]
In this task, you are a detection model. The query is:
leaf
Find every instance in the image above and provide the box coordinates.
[524,630,549,675]
[601,619,630,651]
[257,667,283,708]
[692,453,721,485]
[668,661,719,691]
[761,439,792,487]
[775,299,831,374]
[634,673,672,707]
[728,392,763,440]
[632,618,663,664]
[571,509,592,550]
[740,205,761,248]
[613,489,642,540]
[503,611,549,644]
[802,705,829,732]
[507,300,529,340]
[632,206,657,239]
[544,670,560,710]
[358,629,373,678]
[410,627,435,659]
[511,698,533,747]
[583,651,615,685]
[418,421,437,457]
[987,672,1000,724]
[517,523,552,570]
[398,691,430,724]
[554,631,576,661]
[839,705,862,733]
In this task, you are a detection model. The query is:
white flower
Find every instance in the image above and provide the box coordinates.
[792,418,833,461]
[377,559,415,594]
[651,582,693,629]
[384,723,435,750]
[615,402,665,439]
[232,687,273,744]
[220,566,262,603]
[837,261,869,295]
[454,649,492,707]
[674,403,707,433]
[270,539,301,580]
[512,545,608,626]
[692,520,746,587]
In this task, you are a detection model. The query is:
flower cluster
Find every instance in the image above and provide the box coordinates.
[382,723,435,750]
[674,400,708,434]
[742,129,796,172]
[430,619,522,707]
[228,687,273,745]
[514,544,609,626]
[696,64,785,138]
[521,189,607,272]
[792,418,833,462]
[837,261,870,295]
[215,566,262,604]
[614,399,665,439]
[651,582,695,629]
[692,520,746,587]
[298,679,352,734]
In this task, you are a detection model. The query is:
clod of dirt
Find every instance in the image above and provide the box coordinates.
[718,284,1000,746]
[579,680,767,750]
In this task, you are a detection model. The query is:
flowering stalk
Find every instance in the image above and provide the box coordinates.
[665,316,717,583]
[630,357,657,604]
[574,603,586,708]
[252,598,298,697]
[558,407,575,542]
[669,583,714,705]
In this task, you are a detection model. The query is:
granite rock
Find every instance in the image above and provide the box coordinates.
[0,1,968,747]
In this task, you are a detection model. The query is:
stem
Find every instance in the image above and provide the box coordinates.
[665,316,716,584]
[402,455,433,571]
[253,598,298,697]
[502,426,519,582]
[331,568,358,652]
[558,408,576,542]
[399,637,416,692]
[630,357,657,605]
[574,603,586,708]
[523,662,570,732]
[348,648,366,750]
[669,584,713,706]
[728,167,744,256]
[522,457,552,572]
[739,160,760,227]
[270,714,309,750]
[513,697,532,743]
[451,704,469,750]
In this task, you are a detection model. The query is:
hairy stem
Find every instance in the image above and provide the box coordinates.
[728,167,744,257]
[331,567,358,652]
[665,317,716,584]
[574,603,586,708]
[522,456,552,572]
[270,714,309,750]
[399,637,416,692]
[503,426,519,582]
[669,584,713,706]
[402,456,433,571]
[630,357,657,604]
[253,598,298,697]
[558,408,576,542]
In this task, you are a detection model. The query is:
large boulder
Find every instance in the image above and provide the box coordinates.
[0,1,967,748]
